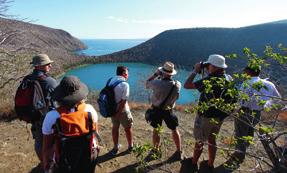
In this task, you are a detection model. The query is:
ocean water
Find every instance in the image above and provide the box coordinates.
[68,39,199,104]
[77,39,146,56]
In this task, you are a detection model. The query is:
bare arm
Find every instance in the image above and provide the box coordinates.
[184,63,201,89]
[146,69,161,88]
[114,99,127,118]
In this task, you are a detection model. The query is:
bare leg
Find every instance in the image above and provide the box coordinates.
[124,127,133,147]
[112,124,120,149]
[172,129,181,151]
[208,136,217,167]
[153,129,160,149]
[192,141,204,165]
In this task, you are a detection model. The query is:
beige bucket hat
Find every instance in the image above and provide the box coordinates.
[30,54,54,66]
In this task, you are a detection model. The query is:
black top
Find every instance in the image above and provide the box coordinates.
[194,73,233,120]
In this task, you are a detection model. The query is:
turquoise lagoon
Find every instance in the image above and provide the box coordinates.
[66,62,199,104]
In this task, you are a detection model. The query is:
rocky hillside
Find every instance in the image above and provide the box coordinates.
[0,17,88,116]
[100,20,287,66]
[0,17,88,73]
[0,17,85,51]
[99,20,287,94]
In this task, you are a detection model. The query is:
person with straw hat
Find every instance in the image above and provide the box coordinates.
[145,61,185,161]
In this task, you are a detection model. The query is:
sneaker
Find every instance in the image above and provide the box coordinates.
[127,145,133,153]
[206,165,214,173]
[109,144,122,156]
[172,150,186,161]
[230,151,245,164]
[190,162,198,173]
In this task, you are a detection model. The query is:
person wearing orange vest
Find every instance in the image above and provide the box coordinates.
[42,76,99,173]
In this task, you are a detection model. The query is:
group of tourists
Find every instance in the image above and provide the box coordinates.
[18,53,282,173]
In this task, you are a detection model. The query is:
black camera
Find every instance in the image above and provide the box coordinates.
[198,61,208,74]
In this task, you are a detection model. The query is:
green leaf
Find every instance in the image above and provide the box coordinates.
[259,126,274,134]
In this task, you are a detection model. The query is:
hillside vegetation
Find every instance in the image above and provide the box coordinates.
[0,17,88,116]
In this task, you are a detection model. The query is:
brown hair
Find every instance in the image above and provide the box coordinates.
[116,66,128,75]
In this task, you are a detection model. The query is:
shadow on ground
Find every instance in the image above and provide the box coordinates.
[29,163,43,173]
[179,158,236,173]
[97,149,130,164]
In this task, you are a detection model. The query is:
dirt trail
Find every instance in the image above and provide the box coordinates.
[0,109,285,173]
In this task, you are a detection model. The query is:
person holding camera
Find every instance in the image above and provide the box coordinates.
[145,61,184,160]
[184,54,233,172]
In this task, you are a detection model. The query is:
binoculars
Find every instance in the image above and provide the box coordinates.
[198,61,208,74]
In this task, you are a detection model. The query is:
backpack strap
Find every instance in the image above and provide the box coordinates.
[54,117,64,136]
[110,79,125,88]
[106,78,113,87]
[158,81,176,109]
[87,112,94,133]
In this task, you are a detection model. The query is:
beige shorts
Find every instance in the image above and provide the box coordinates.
[111,110,133,128]
[193,115,223,142]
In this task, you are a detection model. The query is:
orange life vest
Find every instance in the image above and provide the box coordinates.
[56,103,96,136]
[54,103,97,165]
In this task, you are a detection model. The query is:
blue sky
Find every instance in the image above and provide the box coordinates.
[9,0,287,39]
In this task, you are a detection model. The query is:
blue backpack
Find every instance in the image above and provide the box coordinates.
[97,78,125,118]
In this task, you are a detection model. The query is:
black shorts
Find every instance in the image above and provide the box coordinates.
[150,109,178,130]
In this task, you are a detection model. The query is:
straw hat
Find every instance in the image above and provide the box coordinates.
[158,61,177,75]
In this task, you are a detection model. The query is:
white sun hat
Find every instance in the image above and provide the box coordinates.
[205,54,228,69]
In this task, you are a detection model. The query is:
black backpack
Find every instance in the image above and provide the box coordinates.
[97,78,125,118]
[14,75,48,123]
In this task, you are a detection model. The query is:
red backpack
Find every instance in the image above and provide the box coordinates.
[14,75,48,123]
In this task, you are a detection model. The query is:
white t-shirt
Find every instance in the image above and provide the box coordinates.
[42,104,98,135]
[109,76,130,112]
[240,76,281,110]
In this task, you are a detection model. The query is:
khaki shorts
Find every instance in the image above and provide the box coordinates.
[193,115,223,142]
[111,111,133,128]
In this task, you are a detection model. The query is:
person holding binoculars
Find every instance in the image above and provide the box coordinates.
[184,54,233,172]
